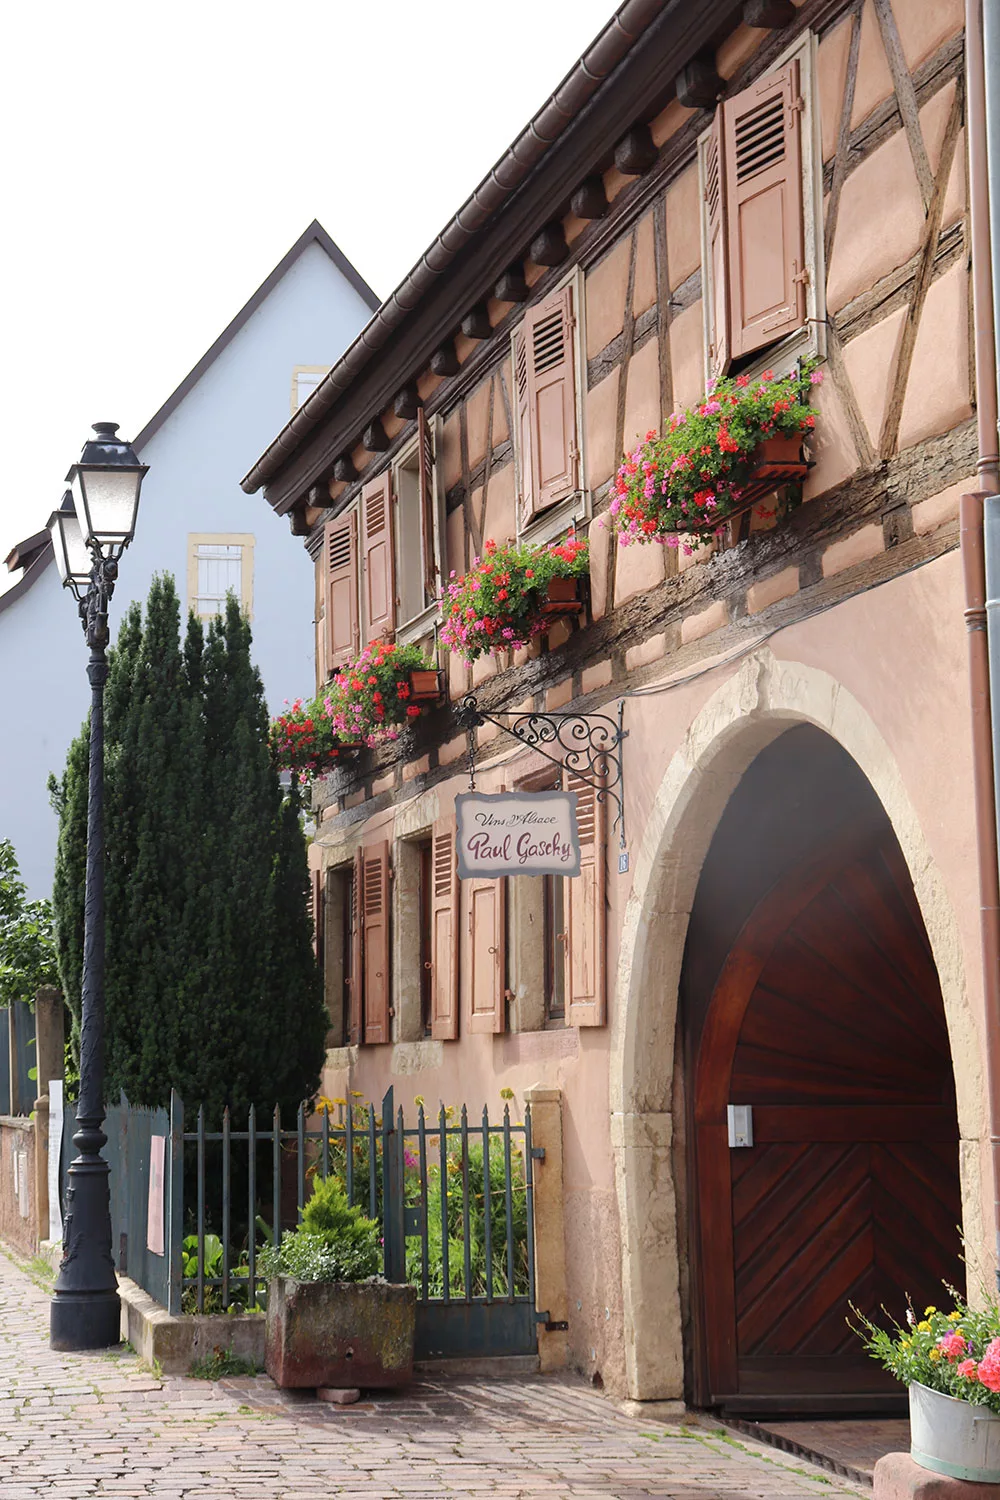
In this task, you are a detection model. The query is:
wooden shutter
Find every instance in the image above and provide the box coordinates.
[564,771,607,1027]
[514,327,532,524]
[324,511,359,676]
[361,841,390,1044]
[417,407,438,603]
[309,868,324,962]
[466,875,506,1034]
[429,817,459,1040]
[704,110,730,379]
[347,849,363,1045]
[361,472,395,644]
[723,59,805,360]
[524,284,578,517]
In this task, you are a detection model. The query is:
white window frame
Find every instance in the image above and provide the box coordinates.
[291,365,331,414]
[698,30,826,388]
[513,265,591,548]
[391,416,445,648]
[187,533,255,621]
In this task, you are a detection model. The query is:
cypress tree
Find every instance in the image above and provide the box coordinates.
[49,581,326,1119]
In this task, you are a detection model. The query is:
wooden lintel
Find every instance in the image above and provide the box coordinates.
[494,265,529,302]
[614,124,657,177]
[461,304,493,340]
[362,418,390,452]
[676,51,723,109]
[333,455,358,484]
[571,175,610,219]
[529,222,569,267]
[289,503,311,537]
[743,0,796,24]
[393,384,420,420]
[430,341,460,377]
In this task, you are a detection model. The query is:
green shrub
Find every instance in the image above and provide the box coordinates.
[260,1175,381,1284]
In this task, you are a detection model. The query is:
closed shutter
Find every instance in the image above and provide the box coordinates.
[310,868,324,962]
[704,111,730,379]
[361,472,395,644]
[362,841,390,1044]
[525,284,578,517]
[723,59,805,359]
[417,407,438,603]
[430,817,459,1040]
[564,771,606,1027]
[324,511,359,675]
[347,849,363,1046]
[467,875,506,1034]
[514,328,532,524]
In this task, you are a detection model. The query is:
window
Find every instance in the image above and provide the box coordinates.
[291,366,331,414]
[393,411,440,641]
[511,271,588,545]
[418,839,433,1036]
[187,534,254,621]
[327,843,390,1047]
[542,873,566,1025]
[699,34,824,382]
[319,864,355,1047]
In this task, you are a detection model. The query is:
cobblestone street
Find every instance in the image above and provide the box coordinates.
[0,1250,869,1500]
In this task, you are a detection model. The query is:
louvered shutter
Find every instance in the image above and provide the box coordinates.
[310,869,324,962]
[704,111,730,379]
[525,285,578,516]
[430,817,459,1040]
[361,473,395,644]
[347,849,363,1046]
[324,511,359,676]
[417,407,438,603]
[514,328,532,524]
[361,841,390,1044]
[466,875,506,1034]
[564,771,607,1027]
[723,59,805,359]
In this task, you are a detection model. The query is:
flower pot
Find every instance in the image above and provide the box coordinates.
[265,1276,417,1390]
[408,669,444,703]
[686,434,809,535]
[539,576,584,618]
[909,1380,1000,1483]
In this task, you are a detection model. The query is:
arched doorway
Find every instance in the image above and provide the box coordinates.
[684,726,962,1412]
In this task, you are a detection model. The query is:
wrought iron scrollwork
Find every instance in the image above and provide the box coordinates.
[455,693,627,846]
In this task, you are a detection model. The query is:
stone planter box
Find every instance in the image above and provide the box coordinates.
[265,1277,417,1390]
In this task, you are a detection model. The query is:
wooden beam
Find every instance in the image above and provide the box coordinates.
[676,51,723,109]
[362,418,389,452]
[393,384,420,420]
[333,455,358,484]
[461,304,492,340]
[743,0,795,24]
[529,223,569,267]
[494,264,529,302]
[614,124,657,176]
[430,341,460,377]
[571,175,610,219]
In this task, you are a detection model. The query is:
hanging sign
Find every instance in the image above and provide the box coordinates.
[456,790,581,879]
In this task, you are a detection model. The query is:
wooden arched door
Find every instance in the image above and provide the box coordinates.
[693,833,962,1412]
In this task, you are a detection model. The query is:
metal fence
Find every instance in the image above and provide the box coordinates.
[59,1088,539,1357]
[0,1002,36,1117]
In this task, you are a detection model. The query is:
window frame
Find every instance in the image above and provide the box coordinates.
[698,29,826,386]
[187,533,255,621]
[512,265,590,548]
[291,365,331,414]
[390,415,445,647]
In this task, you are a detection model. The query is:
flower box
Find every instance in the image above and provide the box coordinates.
[265,1276,417,1390]
[540,576,584,618]
[910,1380,1000,1483]
[686,434,808,535]
[408,669,444,703]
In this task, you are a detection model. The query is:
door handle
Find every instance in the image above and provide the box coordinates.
[727,1104,754,1149]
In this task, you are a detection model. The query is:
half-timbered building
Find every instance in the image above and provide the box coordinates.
[243,0,998,1413]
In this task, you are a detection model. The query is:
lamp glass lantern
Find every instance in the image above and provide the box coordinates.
[66,422,148,558]
[47,496,92,598]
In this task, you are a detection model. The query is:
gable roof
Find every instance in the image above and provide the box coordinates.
[133,220,380,452]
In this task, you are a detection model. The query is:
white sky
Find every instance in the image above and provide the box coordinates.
[0,0,614,575]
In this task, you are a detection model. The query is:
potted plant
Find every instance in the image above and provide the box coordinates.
[262,1175,416,1391]
[326,641,441,747]
[607,363,821,547]
[268,697,346,783]
[440,535,589,664]
[855,1296,1000,1482]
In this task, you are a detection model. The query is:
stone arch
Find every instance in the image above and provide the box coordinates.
[609,647,985,1400]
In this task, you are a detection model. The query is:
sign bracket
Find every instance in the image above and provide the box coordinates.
[455,694,627,852]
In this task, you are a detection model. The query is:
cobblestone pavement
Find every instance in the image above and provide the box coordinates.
[0,1250,868,1499]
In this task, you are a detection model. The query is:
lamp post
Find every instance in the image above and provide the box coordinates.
[47,423,147,1351]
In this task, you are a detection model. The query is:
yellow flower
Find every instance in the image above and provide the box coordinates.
[331,1097,347,1108]
[949,1311,962,1322]
[925,1307,937,1317]
[350,1090,364,1098]
[500,1087,515,1101]
[918,1321,932,1333]
[414,1095,425,1109]
[901,1338,912,1349]
[929,1349,942,1363]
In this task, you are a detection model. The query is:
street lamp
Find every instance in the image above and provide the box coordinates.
[47,423,148,1351]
